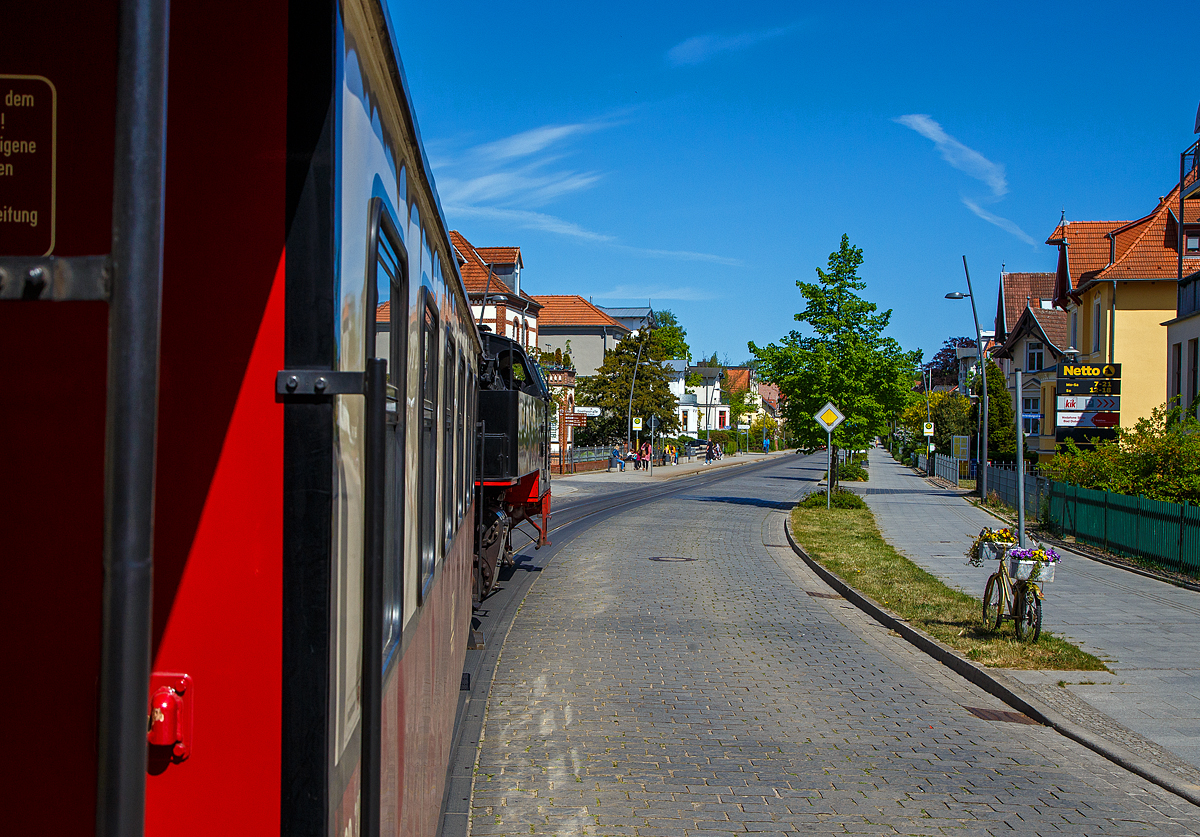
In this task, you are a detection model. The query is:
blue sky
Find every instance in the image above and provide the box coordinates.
[387,0,1198,365]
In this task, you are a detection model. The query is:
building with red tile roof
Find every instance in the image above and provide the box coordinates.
[1043,185,1196,435]
[531,294,630,376]
[995,272,1058,342]
[449,230,541,349]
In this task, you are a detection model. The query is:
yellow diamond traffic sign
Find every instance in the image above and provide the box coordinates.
[813,402,845,432]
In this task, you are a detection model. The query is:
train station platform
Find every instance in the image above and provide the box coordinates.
[852,447,1200,790]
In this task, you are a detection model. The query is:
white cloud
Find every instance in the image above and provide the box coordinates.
[666,24,797,67]
[611,244,741,266]
[590,284,719,301]
[446,205,615,243]
[436,121,739,265]
[961,198,1037,247]
[473,123,601,162]
[894,114,1008,198]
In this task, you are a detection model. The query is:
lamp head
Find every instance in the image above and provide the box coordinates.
[945,292,968,300]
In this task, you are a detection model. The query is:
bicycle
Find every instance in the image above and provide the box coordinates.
[982,551,1043,641]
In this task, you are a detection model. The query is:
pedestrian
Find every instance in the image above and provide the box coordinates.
[763,437,770,454]
[673,445,678,465]
[705,439,714,464]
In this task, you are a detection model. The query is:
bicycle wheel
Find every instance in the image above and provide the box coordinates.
[982,574,1004,631]
[1014,586,1042,641]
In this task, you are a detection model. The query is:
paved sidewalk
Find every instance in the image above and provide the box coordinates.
[856,447,1200,783]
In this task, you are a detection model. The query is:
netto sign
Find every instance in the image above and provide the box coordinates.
[1059,363,1121,378]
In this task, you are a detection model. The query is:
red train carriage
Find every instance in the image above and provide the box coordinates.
[473,332,554,600]
[1,1,481,836]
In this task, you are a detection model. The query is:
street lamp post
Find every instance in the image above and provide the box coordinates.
[627,337,646,453]
[946,256,989,505]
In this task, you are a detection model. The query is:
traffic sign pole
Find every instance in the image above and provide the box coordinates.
[827,429,833,509]
[812,403,846,509]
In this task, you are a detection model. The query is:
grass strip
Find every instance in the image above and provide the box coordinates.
[790,506,1108,671]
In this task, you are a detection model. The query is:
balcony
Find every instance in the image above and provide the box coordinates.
[1184,138,1200,201]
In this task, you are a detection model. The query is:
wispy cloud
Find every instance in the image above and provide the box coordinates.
[666,24,798,67]
[895,113,1036,247]
[435,121,738,265]
[611,244,740,266]
[894,114,1007,198]
[590,284,719,301]
[961,198,1036,246]
[445,205,615,243]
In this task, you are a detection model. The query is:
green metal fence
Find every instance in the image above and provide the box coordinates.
[1048,481,1200,575]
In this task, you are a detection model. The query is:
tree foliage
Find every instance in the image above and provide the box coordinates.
[575,328,678,441]
[749,235,920,452]
[899,391,973,455]
[652,309,690,361]
[970,359,1016,461]
[924,336,976,388]
[1042,404,1200,503]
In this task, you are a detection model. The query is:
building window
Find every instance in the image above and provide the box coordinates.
[1026,341,1044,372]
[1022,396,1040,436]
[1173,342,1183,405]
[1186,231,1200,255]
[1187,338,1199,415]
[1092,295,1101,353]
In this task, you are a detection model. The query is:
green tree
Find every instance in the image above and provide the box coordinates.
[750,235,920,467]
[576,329,678,442]
[749,414,778,450]
[971,359,1016,461]
[1042,403,1200,503]
[652,309,690,361]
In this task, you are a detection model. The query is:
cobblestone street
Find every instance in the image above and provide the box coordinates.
[469,454,1200,836]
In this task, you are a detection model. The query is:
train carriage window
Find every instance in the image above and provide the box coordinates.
[370,203,407,659]
[419,294,439,601]
[458,354,468,522]
[444,342,457,549]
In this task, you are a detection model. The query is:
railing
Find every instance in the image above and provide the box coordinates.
[933,453,963,486]
[986,464,1048,519]
[1048,482,1200,576]
[1183,137,1200,201]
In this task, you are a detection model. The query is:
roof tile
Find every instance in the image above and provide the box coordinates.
[530,295,629,330]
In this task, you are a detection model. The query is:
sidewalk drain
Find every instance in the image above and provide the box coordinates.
[964,706,1038,725]
[806,591,841,600]
[648,556,697,562]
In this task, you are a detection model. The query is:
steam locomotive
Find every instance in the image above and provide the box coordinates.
[0,1,550,836]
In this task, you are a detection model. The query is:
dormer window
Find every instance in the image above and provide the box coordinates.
[1186,230,1200,255]
[1039,298,1054,310]
[1026,341,1044,372]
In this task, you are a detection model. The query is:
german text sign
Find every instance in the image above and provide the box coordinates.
[0,76,56,255]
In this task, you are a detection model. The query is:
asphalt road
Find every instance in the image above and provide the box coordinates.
[446,453,1200,836]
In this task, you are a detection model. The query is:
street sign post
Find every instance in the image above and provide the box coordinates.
[632,417,642,431]
[813,403,846,510]
[573,406,602,417]
[923,421,935,437]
